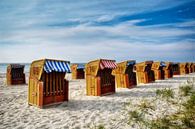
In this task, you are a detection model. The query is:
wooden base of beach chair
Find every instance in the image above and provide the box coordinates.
[153,70,165,80]
[115,74,136,88]
[136,71,155,84]
[164,70,173,79]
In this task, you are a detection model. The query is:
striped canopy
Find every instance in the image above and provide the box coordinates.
[44,60,71,73]
[100,60,117,69]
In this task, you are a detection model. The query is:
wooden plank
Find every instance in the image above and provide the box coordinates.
[32,80,34,105]
[97,77,101,96]
[46,73,49,96]
[28,79,32,104]
[88,75,93,95]
[35,80,37,105]
[94,77,96,95]
[126,74,130,88]
[115,74,119,88]
[64,79,68,101]
[42,73,45,96]
[73,70,77,79]
[29,79,32,104]
[28,79,30,104]
[124,74,127,88]
[50,72,52,96]
[138,72,142,84]
[119,74,122,87]
[88,76,92,95]
[116,74,119,88]
[120,74,122,87]
[32,80,35,104]
[89,76,92,95]
[38,82,43,108]
[92,76,95,95]
[62,73,64,95]
[53,72,56,95]
[143,72,146,83]
[31,80,34,104]
[86,76,88,95]
[121,74,124,87]
[115,75,118,88]
[56,72,59,95]
[59,73,62,95]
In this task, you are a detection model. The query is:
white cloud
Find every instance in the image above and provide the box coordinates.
[1,19,194,44]
[0,39,194,63]
[176,21,195,27]
[96,15,116,22]
[0,0,194,63]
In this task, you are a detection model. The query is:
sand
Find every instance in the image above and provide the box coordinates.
[0,73,195,129]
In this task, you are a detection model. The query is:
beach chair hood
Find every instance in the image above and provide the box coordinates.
[86,59,116,76]
[135,61,153,72]
[10,64,25,69]
[113,60,135,75]
[151,61,166,70]
[44,60,71,73]
[164,62,172,70]
[8,64,25,72]
[99,59,117,70]
[30,59,70,80]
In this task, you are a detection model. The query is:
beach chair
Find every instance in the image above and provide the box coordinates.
[179,63,189,75]
[6,64,26,85]
[172,63,180,75]
[135,61,155,84]
[85,59,117,96]
[163,62,173,79]
[151,62,165,80]
[71,63,85,79]
[28,59,71,108]
[112,60,136,88]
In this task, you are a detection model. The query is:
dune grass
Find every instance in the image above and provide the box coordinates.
[179,84,193,96]
[138,100,155,112]
[150,84,195,128]
[156,88,174,99]
[125,80,195,129]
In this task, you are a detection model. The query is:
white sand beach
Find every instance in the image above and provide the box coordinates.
[0,73,195,129]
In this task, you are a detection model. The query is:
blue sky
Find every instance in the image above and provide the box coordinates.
[0,0,194,63]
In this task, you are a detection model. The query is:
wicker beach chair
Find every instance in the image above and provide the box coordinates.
[135,61,155,84]
[28,59,71,108]
[6,64,25,85]
[85,59,117,96]
[112,60,136,88]
[71,63,85,79]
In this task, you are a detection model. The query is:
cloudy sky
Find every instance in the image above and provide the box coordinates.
[0,0,195,63]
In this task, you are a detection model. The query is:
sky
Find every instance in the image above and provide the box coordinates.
[0,0,195,63]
